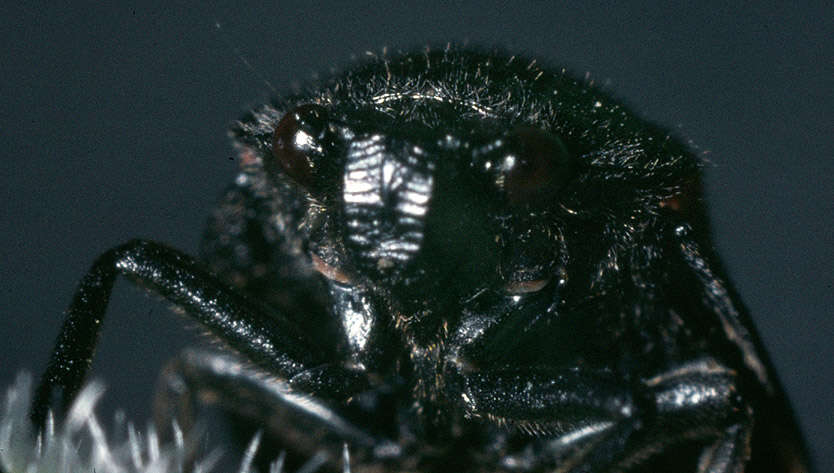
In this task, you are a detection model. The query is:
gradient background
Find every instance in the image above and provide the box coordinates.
[1,2,830,470]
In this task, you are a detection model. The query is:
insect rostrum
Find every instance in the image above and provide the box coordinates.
[31,47,811,472]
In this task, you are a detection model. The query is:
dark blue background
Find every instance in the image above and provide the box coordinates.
[1,2,830,470]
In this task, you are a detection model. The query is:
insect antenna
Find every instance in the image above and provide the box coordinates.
[213,21,277,94]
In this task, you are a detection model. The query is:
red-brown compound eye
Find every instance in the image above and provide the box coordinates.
[500,126,576,204]
[271,104,331,191]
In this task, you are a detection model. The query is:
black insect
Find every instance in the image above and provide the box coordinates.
[31,47,811,472]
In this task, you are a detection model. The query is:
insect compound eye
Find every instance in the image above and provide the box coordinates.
[492,126,576,205]
[271,104,336,194]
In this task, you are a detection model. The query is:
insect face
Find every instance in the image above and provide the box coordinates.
[32,47,812,472]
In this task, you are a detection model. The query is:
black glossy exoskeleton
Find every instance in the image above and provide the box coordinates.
[32,47,811,472]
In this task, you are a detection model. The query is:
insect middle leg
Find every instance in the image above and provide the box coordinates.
[155,348,397,470]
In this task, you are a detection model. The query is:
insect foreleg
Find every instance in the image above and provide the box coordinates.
[31,239,327,427]
[458,359,749,472]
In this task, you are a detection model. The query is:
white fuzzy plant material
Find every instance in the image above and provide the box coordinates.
[0,373,349,473]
